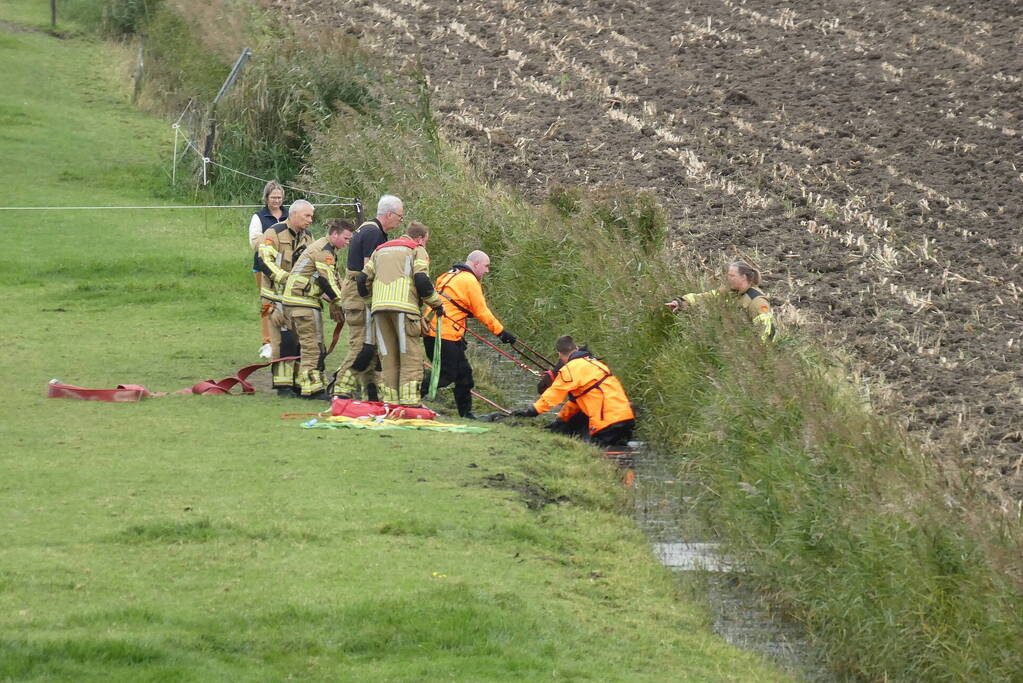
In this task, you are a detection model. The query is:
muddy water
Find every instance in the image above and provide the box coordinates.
[468,335,840,681]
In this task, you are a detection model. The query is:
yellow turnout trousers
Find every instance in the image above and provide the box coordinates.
[372,310,424,405]
[332,274,377,398]
[287,306,326,396]
[269,304,298,389]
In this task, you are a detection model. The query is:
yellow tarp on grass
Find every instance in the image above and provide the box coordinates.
[301,416,490,433]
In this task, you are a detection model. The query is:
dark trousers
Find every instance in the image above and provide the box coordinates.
[422,335,475,416]
[547,412,635,447]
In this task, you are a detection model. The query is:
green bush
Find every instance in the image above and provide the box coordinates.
[102,0,160,36]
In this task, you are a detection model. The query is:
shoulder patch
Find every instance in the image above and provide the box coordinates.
[324,256,334,266]
[759,303,770,313]
[265,237,274,244]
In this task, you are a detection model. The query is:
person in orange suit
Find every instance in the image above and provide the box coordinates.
[512,335,635,447]
[421,250,515,418]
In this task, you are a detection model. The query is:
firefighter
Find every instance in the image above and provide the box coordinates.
[512,336,636,447]
[280,219,354,399]
[330,194,405,401]
[421,250,516,418]
[255,199,315,396]
[356,221,443,405]
[666,260,776,342]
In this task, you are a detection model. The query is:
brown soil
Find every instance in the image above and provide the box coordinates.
[276,0,1023,503]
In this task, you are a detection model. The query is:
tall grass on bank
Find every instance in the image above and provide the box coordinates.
[63,0,1023,679]
[301,62,1023,683]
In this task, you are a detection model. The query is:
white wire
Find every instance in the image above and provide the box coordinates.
[172,99,194,127]
[0,203,359,211]
[5,103,363,213]
[175,122,358,202]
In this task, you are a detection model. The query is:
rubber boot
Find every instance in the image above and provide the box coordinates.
[366,383,379,403]
[454,386,474,419]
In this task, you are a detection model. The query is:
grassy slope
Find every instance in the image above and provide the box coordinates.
[0,15,789,683]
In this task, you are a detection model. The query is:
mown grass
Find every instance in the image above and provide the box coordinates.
[18,0,1023,679]
[0,6,790,681]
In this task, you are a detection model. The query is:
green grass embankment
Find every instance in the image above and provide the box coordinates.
[0,7,791,682]
[11,0,1023,679]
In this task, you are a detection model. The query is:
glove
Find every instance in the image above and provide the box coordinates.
[498,330,517,344]
[511,406,539,418]
[537,370,555,395]
[431,303,445,317]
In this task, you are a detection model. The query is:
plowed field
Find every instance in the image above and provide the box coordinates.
[276,0,1023,502]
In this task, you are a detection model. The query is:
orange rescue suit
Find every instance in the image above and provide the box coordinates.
[425,266,505,342]
[532,354,635,435]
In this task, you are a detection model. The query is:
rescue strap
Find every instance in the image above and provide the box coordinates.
[375,237,419,251]
[427,312,442,400]
[45,356,299,402]
[326,320,345,356]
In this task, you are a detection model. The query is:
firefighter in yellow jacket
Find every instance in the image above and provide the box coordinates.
[666,260,776,342]
[421,250,516,418]
[512,336,636,447]
[331,194,405,401]
[356,221,443,405]
[280,219,353,398]
[255,199,315,395]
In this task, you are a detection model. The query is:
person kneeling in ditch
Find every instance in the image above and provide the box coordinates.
[511,335,635,447]
[666,260,776,342]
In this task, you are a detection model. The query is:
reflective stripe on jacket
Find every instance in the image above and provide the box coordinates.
[258,222,313,303]
[533,354,635,434]
[363,236,440,314]
[281,236,344,309]
[680,287,776,341]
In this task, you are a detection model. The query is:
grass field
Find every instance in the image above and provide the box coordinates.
[0,12,793,681]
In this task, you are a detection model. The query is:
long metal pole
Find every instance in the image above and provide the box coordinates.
[422,360,510,413]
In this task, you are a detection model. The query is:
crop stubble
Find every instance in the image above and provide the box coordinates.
[275,0,1023,502]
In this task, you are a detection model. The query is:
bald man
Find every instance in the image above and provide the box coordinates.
[421,250,515,418]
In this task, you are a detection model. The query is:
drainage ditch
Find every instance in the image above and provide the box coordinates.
[467,333,842,681]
